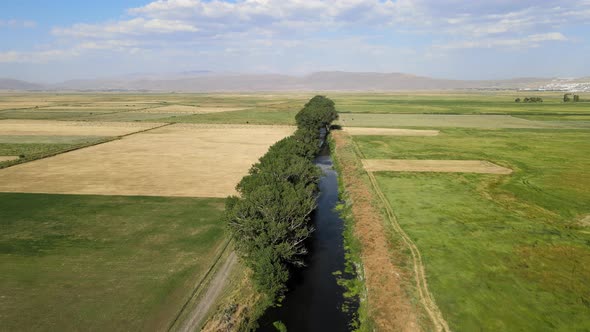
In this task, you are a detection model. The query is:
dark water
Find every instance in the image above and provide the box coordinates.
[257,145,356,331]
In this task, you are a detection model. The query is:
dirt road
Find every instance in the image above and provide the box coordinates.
[177,252,238,332]
[351,139,451,332]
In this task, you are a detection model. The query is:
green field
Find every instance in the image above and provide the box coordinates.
[337,113,590,129]
[0,193,226,331]
[331,92,590,114]
[0,93,310,123]
[2,91,590,330]
[354,127,590,330]
[166,106,299,125]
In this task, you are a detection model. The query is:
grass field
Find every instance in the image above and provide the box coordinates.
[0,193,226,331]
[337,113,590,129]
[353,127,590,330]
[0,93,310,124]
[331,92,590,115]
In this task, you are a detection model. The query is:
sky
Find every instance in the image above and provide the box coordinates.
[1,0,589,82]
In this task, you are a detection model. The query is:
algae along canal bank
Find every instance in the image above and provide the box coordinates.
[257,144,358,331]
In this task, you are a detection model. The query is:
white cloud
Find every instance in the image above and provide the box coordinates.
[529,32,567,42]
[52,18,198,38]
[2,0,589,65]
[0,49,78,63]
[0,19,36,28]
[434,32,568,50]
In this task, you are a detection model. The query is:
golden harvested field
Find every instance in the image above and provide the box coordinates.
[143,105,247,113]
[343,127,439,136]
[362,159,512,174]
[0,124,294,197]
[0,119,163,136]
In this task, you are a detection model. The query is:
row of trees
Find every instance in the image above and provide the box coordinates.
[225,96,338,303]
[564,93,581,102]
[515,97,543,103]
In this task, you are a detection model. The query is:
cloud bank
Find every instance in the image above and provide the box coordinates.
[1,0,589,79]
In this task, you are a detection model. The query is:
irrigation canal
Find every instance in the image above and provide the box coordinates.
[257,142,357,331]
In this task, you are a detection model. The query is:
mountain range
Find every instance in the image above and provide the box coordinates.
[1,72,588,92]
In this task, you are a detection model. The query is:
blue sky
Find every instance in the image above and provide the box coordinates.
[1,0,589,82]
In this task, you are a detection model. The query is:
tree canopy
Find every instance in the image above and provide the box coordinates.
[225,95,338,303]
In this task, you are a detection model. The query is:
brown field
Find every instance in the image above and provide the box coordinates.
[343,127,439,136]
[142,105,248,114]
[0,120,163,136]
[362,159,512,174]
[0,156,18,162]
[0,124,294,197]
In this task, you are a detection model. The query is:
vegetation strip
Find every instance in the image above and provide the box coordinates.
[332,131,423,331]
[350,138,450,332]
[225,96,338,309]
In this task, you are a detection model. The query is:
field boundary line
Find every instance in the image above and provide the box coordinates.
[167,238,233,332]
[350,137,450,332]
[0,122,172,170]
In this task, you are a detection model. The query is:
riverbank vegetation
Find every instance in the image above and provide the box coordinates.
[225,96,338,306]
[330,131,428,331]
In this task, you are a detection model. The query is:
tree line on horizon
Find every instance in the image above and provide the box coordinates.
[225,96,338,304]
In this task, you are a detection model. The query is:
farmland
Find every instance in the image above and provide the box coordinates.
[0,193,226,331]
[0,93,310,124]
[0,124,293,197]
[1,91,589,331]
[338,93,590,330]
[0,94,296,330]
[331,92,590,114]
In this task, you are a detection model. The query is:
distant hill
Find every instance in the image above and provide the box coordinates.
[2,72,588,92]
[0,78,44,90]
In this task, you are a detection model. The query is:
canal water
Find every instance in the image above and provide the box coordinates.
[257,144,356,331]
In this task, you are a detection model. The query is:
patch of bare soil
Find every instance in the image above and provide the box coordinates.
[579,215,590,227]
[363,159,512,174]
[178,252,238,332]
[0,156,18,162]
[344,127,439,136]
[332,131,421,331]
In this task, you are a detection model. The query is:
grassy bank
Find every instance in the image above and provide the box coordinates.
[330,130,430,331]
[329,134,370,331]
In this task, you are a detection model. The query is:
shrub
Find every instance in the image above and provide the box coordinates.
[523,97,543,103]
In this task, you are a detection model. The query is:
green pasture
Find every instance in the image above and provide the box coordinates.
[332,92,590,114]
[355,128,590,330]
[0,193,226,331]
